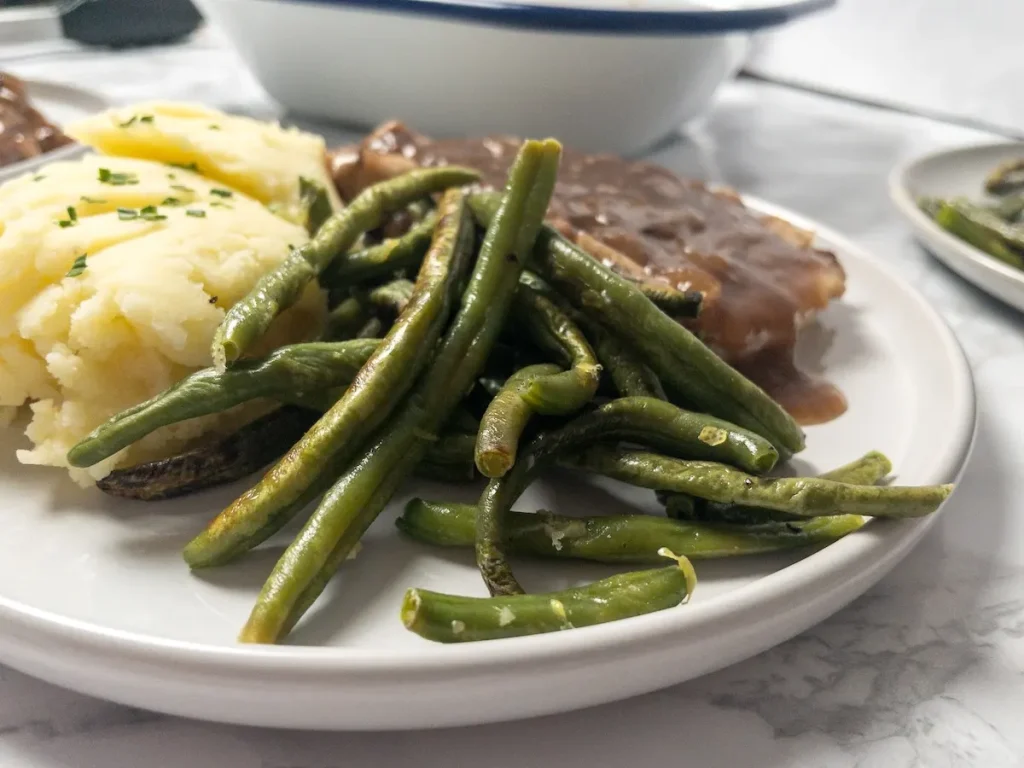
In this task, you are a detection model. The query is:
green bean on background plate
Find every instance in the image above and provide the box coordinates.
[402,548,697,643]
[931,200,1024,269]
[398,498,865,563]
[984,158,1024,196]
[183,188,477,571]
[236,138,563,644]
[213,166,477,367]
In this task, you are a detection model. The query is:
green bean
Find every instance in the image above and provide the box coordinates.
[96,406,318,501]
[512,280,601,414]
[368,278,416,316]
[214,167,476,367]
[984,158,1024,196]
[429,431,478,466]
[638,285,703,318]
[398,498,865,562]
[320,210,439,289]
[569,445,951,519]
[401,549,696,643]
[991,195,1024,223]
[475,364,561,478]
[662,450,892,524]
[475,395,779,596]
[67,339,380,468]
[469,192,805,457]
[237,139,562,643]
[414,460,478,484]
[298,176,333,236]
[934,201,1024,269]
[322,295,373,340]
[184,189,476,570]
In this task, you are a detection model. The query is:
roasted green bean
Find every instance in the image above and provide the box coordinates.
[298,176,333,236]
[468,192,805,457]
[368,279,416,317]
[570,445,951,519]
[320,210,439,289]
[475,395,780,596]
[398,498,865,561]
[512,280,601,414]
[67,339,380,468]
[237,139,562,643]
[402,549,696,643]
[96,406,318,501]
[984,158,1024,196]
[184,189,476,570]
[933,200,1024,269]
[214,166,476,366]
[662,450,892,524]
[638,285,703,318]
[475,363,562,478]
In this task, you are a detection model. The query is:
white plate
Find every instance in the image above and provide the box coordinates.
[0,78,106,184]
[0,199,975,730]
[890,141,1024,312]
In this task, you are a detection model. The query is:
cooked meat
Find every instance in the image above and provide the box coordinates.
[0,72,74,168]
[328,121,849,424]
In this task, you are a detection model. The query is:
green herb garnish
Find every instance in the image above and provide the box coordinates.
[161,197,184,207]
[208,124,221,130]
[66,254,88,277]
[185,209,206,218]
[119,115,138,128]
[170,184,193,193]
[209,201,233,209]
[67,206,78,222]
[80,196,107,204]
[140,205,167,222]
[118,208,139,220]
[210,188,233,198]
[57,206,78,228]
[98,168,139,186]
[139,115,154,123]
[32,175,45,182]
[168,162,199,173]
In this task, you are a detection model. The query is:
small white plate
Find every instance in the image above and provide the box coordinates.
[0,78,106,184]
[890,141,1024,312]
[0,198,975,730]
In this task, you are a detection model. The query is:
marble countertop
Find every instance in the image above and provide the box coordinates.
[2,32,1023,768]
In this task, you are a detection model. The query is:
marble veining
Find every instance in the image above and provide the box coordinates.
[0,29,1021,768]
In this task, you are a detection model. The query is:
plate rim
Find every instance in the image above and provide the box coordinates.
[265,0,836,34]
[0,194,976,691]
[888,140,1024,302]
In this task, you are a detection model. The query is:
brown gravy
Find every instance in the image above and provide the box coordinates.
[0,72,73,168]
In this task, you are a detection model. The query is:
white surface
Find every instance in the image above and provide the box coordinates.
[0,145,974,732]
[746,0,1024,136]
[1,35,1023,766]
[0,6,62,45]
[195,0,750,154]
[0,78,106,184]
[890,142,1024,314]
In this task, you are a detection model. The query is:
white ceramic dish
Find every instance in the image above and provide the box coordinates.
[890,142,1024,313]
[195,0,833,154]
[0,196,974,730]
[0,78,106,184]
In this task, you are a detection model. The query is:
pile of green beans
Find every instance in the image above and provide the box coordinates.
[919,156,1024,269]
[70,141,956,646]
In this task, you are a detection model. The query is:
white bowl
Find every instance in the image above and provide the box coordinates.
[195,0,834,154]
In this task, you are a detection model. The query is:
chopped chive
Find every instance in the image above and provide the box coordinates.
[32,174,45,182]
[67,206,78,222]
[168,161,199,172]
[210,188,233,198]
[167,173,177,180]
[208,124,221,130]
[139,115,154,123]
[209,201,233,209]
[66,254,87,277]
[98,168,139,186]
[118,208,139,221]
[119,115,137,128]
[80,196,107,204]
[58,220,73,228]
[185,209,206,218]
[170,184,193,193]
[139,205,167,222]
[161,197,183,206]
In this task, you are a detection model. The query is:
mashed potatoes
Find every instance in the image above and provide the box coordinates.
[65,102,342,223]
[0,113,330,484]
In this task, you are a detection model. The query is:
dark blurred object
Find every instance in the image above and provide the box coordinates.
[0,70,74,167]
[60,0,202,47]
